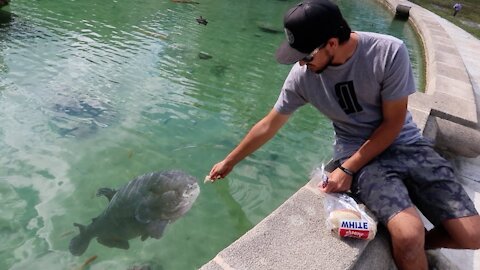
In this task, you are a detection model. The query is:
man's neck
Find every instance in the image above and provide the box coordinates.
[332,32,358,65]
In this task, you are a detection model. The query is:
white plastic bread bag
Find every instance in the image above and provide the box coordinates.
[311,164,377,240]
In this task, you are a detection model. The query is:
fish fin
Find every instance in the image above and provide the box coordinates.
[146,220,169,239]
[135,203,154,223]
[96,188,117,201]
[69,223,92,256]
[73,222,86,233]
[158,190,178,203]
[97,237,130,250]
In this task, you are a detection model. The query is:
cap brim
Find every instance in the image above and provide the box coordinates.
[275,40,309,65]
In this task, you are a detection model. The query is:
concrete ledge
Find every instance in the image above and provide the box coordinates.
[408,92,433,132]
[434,118,480,157]
[383,0,478,129]
[200,185,369,270]
[350,226,396,270]
[432,92,477,128]
[374,0,480,147]
[385,0,480,157]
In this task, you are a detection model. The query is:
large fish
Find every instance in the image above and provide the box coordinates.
[69,170,200,256]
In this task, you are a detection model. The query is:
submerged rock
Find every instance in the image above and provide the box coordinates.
[198,52,212,60]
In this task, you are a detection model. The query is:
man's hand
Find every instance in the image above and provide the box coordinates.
[207,160,234,182]
[319,167,353,193]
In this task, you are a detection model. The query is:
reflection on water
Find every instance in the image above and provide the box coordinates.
[0,0,424,269]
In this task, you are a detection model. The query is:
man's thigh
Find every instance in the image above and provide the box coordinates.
[405,143,478,226]
[351,159,412,225]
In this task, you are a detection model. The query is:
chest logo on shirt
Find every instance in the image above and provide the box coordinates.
[335,81,363,114]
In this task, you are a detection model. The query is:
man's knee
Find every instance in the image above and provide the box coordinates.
[388,208,426,255]
[467,235,480,249]
[457,228,480,249]
[466,216,480,249]
[444,215,480,249]
[391,225,425,253]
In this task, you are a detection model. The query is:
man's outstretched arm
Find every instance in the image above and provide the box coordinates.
[208,109,290,181]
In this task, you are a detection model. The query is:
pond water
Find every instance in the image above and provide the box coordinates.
[0,0,423,269]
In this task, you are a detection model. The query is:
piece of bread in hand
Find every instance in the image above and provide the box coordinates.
[204,175,214,183]
[204,175,221,183]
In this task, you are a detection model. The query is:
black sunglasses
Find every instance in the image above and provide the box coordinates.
[301,43,327,63]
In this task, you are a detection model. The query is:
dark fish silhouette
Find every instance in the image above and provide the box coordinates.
[69,170,200,256]
[50,96,115,138]
[172,0,199,3]
[198,52,212,60]
[196,16,208,25]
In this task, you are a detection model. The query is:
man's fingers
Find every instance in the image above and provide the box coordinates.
[318,183,329,193]
[205,173,224,183]
[321,175,329,188]
[318,180,337,193]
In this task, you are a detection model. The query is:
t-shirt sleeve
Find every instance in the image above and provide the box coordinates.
[381,42,416,101]
[273,67,307,114]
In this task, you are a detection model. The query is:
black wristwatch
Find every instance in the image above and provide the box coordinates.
[339,165,355,177]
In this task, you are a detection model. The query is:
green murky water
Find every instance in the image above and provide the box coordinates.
[0,0,423,269]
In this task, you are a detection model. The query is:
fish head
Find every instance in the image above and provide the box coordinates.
[146,170,200,221]
[165,181,200,220]
[183,181,200,201]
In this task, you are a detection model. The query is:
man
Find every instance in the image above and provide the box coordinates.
[208,1,480,269]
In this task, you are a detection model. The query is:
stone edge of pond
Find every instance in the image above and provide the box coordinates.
[199,0,480,269]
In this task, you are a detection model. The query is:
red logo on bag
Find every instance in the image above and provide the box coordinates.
[338,220,370,239]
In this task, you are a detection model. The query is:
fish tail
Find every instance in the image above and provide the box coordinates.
[69,223,92,256]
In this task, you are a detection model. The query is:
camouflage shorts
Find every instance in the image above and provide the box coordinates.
[347,138,478,226]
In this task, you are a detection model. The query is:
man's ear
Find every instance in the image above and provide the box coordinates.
[326,37,339,49]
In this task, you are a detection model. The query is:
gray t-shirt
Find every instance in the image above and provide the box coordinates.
[274,32,421,160]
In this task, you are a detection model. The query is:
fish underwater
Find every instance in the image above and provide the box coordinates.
[50,94,116,138]
[69,170,200,256]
